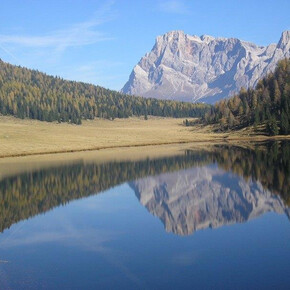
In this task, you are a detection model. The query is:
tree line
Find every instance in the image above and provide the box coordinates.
[0,59,210,124]
[201,58,290,135]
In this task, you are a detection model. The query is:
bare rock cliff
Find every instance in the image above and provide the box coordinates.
[122,30,290,103]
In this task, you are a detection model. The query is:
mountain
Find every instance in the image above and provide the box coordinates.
[130,166,289,236]
[0,59,209,124]
[122,30,290,103]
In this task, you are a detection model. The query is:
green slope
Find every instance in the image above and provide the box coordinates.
[0,59,210,124]
[202,58,290,135]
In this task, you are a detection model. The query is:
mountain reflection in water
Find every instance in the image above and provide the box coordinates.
[131,165,289,235]
[0,141,289,235]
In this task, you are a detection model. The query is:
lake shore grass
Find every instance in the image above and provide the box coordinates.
[0,116,289,159]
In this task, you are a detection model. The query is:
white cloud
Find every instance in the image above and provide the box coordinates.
[0,228,114,250]
[0,19,112,54]
[158,0,189,14]
[0,1,116,58]
[0,1,126,89]
[0,43,20,62]
[171,251,199,266]
[0,29,110,51]
[0,213,145,288]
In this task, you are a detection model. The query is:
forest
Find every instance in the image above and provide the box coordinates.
[0,59,209,124]
[201,58,290,135]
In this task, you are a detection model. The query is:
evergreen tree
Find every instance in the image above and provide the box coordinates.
[281,110,289,135]
[267,116,279,136]
[202,58,290,136]
[0,59,210,125]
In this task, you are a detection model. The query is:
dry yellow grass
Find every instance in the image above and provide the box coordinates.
[0,116,289,158]
[0,116,221,157]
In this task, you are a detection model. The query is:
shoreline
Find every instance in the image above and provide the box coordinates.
[1,134,289,159]
[0,116,289,160]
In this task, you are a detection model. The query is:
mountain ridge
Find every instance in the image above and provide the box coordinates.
[122,30,290,103]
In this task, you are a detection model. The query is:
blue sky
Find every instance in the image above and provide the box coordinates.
[0,0,289,90]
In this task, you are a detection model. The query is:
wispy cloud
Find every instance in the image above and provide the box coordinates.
[0,207,146,288]
[0,43,20,62]
[158,0,189,15]
[0,28,110,52]
[171,251,199,266]
[0,1,115,60]
[0,1,126,89]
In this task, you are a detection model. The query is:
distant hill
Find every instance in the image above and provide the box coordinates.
[0,59,209,124]
[122,30,290,103]
[202,58,290,135]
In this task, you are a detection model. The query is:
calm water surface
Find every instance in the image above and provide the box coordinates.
[0,142,289,289]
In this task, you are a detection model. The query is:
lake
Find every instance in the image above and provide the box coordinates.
[0,141,289,289]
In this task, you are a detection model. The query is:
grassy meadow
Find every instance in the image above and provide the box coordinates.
[0,116,289,158]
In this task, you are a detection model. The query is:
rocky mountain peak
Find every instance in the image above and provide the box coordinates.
[278,30,290,50]
[200,34,215,42]
[122,30,290,103]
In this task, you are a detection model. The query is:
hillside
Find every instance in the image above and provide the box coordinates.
[0,59,209,124]
[202,58,290,135]
[122,30,290,103]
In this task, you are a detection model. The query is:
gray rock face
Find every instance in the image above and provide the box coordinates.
[130,166,288,235]
[122,30,290,103]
